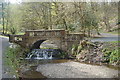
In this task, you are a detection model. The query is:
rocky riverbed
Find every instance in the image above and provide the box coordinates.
[36,61,118,78]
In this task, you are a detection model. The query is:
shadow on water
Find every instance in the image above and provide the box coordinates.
[19,66,46,79]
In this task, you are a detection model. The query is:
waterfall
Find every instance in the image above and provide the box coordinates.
[25,49,61,60]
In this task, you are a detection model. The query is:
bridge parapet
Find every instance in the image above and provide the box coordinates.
[9,35,24,43]
[66,33,85,41]
[9,30,85,51]
[25,30,66,38]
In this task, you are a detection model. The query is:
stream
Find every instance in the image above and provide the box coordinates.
[19,49,119,79]
[25,49,61,60]
[19,59,119,79]
[19,59,69,79]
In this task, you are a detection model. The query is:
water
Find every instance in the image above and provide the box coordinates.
[19,59,69,79]
[25,49,61,60]
[19,59,119,79]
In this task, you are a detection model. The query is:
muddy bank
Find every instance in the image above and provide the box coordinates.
[36,61,118,78]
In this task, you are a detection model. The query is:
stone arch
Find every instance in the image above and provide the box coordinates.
[30,40,46,50]
[30,39,62,50]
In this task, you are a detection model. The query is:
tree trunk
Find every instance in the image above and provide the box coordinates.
[5,19,8,34]
[63,18,68,30]
[49,3,52,30]
[104,19,111,32]
[2,3,5,34]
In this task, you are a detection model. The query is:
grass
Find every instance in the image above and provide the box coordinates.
[107,31,119,35]
[0,24,25,35]
[4,31,25,35]
[5,46,25,78]
[0,35,9,38]
[0,31,25,35]
[108,41,120,43]
[16,32,25,35]
[5,47,19,78]
[102,41,119,65]
[101,30,119,35]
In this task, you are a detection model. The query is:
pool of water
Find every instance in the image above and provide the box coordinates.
[19,59,119,79]
[18,59,69,79]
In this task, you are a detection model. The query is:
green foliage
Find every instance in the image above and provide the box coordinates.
[2,2,118,35]
[110,48,120,64]
[102,48,120,64]
[72,44,78,51]
[103,51,111,62]
[104,51,111,57]
[71,44,84,57]
[0,24,3,32]
[77,45,83,51]
[82,11,98,28]
[5,45,24,77]
[77,45,83,54]
[58,52,68,59]
[68,24,76,32]
[71,44,78,55]
[109,41,120,43]
[102,48,107,52]
[9,27,17,34]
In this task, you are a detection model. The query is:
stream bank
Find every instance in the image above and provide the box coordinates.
[74,41,119,66]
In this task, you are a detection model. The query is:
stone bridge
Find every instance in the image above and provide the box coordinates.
[9,30,85,52]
